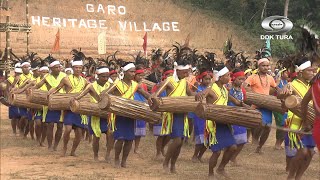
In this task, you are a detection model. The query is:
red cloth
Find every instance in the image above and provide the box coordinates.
[51,29,60,52]
[196,71,213,81]
[231,71,245,81]
[142,32,147,55]
[311,78,320,152]
[109,70,117,75]
[313,118,320,152]
[151,85,158,93]
[140,83,148,92]
[135,69,144,74]
[311,78,320,116]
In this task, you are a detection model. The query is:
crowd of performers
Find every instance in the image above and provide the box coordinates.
[1,40,320,179]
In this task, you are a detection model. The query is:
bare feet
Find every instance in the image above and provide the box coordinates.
[255,146,263,154]
[208,174,215,180]
[161,149,166,157]
[155,154,162,160]
[70,152,77,157]
[252,138,259,145]
[114,160,121,168]
[170,166,177,174]
[163,163,169,172]
[192,156,200,163]
[61,147,67,157]
[105,156,111,163]
[94,156,99,161]
[121,161,127,168]
[134,150,140,154]
[230,160,240,167]
[216,168,231,179]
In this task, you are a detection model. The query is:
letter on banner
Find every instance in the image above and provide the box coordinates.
[98,31,107,55]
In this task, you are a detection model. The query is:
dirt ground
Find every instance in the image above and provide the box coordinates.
[0,104,319,180]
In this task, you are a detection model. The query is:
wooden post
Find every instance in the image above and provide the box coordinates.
[26,0,29,54]
[5,0,11,62]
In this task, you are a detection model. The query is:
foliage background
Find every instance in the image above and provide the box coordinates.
[182,0,320,57]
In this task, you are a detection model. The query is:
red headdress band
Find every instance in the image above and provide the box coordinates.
[196,71,213,81]
[109,70,117,75]
[231,71,245,81]
[135,69,145,74]
[163,70,174,76]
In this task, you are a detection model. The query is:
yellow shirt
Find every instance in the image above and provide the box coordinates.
[286,79,310,149]
[18,73,32,87]
[161,77,189,137]
[68,75,86,93]
[205,83,228,147]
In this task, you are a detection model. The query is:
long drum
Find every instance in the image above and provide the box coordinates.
[141,79,156,91]
[10,93,42,110]
[27,89,48,105]
[244,92,283,113]
[195,103,262,128]
[70,99,109,119]
[48,93,90,110]
[150,96,199,113]
[98,94,161,124]
[285,95,316,125]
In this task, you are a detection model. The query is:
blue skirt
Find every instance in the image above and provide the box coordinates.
[34,111,42,121]
[113,115,135,140]
[135,120,146,137]
[210,123,236,152]
[171,113,185,138]
[19,108,28,117]
[194,115,205,145]
[285,133,315,157]
[9,106,20,119]
[27,110,33,121]
[153,122,162,136]
[45,110,61,123]
[88,117,108,135]
[232,125,247,145]
[64,110,85,129]
[259,108,273,125]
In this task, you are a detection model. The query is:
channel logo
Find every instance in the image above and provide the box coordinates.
[260,16,293,40]
[261,16,293,34]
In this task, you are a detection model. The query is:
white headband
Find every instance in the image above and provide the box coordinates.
[176,65,190,70]
[21,62,31,67]
[15,68,22,73]
[258,58,269,65]
[39,66,49,71]
[122,63,135,71]
[72,60,83,66]
[49,61,60,67]
[97,68,109,74]
[31,67,39,71]
[65,68,73,74]
[296,61,311,72]
[14,63,21,68]
[217,67,229,77]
